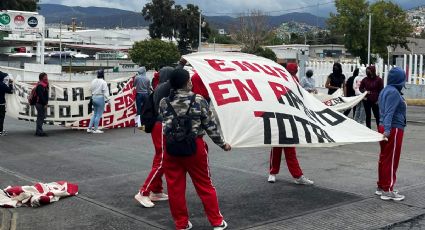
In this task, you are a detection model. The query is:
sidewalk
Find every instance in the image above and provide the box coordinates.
[0,105,424,229]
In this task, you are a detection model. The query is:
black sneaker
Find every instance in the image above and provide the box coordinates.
[35,132,48,137]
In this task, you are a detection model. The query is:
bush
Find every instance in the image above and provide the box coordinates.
[129,39,180,70]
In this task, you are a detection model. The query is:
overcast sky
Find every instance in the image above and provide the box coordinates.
[39,0,422,17]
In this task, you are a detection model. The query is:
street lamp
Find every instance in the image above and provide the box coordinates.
[367,13,371,66]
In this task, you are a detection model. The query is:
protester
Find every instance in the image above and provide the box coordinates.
[268,63,314,185]
[135,66,173,208]
[159,68,230,230]
[300,69,317,94]
[34,72,49,137]
[134,67,150,115]
[353,67,367,124]
[191,72,210,102]
[87,70,109,134]
[0,71,13,136]
[376,67,407,201]
[152,68,160,90]
[325,63,346,95]
[360,66,384,129]
[343,68,359,117]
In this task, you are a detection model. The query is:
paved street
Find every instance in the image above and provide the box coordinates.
[0,106,425,230]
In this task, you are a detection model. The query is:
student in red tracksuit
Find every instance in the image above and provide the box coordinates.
[161,69,231,230]
[267,63,314,185]
[375,67,407,201]
[135,66,174,208]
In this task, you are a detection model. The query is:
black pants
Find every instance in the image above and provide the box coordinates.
[363,100,380,129]
[0,105,5,132]
[35,103,46,134]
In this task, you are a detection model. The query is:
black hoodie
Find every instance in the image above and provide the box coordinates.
[0,72,13,104]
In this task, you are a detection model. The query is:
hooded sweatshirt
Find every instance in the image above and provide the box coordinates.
[153,66,175,118]
[359,66,383,103]
[0,72,13,104]
[133,67,150,94]
[378,67,407,136]
[328,63,345,95]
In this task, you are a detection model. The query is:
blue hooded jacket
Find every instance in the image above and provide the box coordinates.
[378,67,407,136]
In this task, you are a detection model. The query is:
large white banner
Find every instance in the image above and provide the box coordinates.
[6,77,137,129]
[184,52,383,147]
[315,89,366,112]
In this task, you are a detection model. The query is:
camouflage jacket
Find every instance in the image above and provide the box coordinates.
[159,89,226,148]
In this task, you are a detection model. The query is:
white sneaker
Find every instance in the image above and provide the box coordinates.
[1,130,7,136]
[149,192,168,201]
[86,129,93,133]
[294,175,314,185]
[92,129,104,134]
[134,193,155,208]
[380,191,405,201]
[179,221,193,230]
[268,174,276,183]
[375,187,384,196]
[213,220,228,230]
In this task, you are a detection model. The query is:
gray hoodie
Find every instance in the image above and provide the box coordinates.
[134,67,150,94]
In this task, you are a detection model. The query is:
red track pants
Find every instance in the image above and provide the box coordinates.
[377,126,404,192]
[269,147,303,179]
[164,137,223,229]
[139,122,164,196]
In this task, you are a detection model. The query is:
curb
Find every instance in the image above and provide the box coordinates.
[0,209,12,230]
[406,99,425,106]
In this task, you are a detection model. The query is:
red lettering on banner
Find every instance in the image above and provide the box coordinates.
[273,67,289,81]
[103,115,114,126]
[232,79,263,102]
[79,119,90,127]
[104,103,112,114]
[114,96,125,111]
[253,63,280,78]
[231,61,260,72]
[209,80,240,106]
[124,94,134,107]
[269,81,288,98]
[206,59,236,72]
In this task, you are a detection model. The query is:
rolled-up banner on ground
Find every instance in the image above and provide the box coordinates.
[5,77,136,129]
[184,52,383,147]
[314,89,367,112]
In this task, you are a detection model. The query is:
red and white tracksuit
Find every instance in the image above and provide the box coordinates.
[139,122,164,196]
[377,126,404,192]
[164,137,223,229]
[269,147,303,179]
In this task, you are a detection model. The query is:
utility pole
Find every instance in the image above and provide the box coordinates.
[60,21,62,66]
[367,13,371,66]
[199,10,202,52]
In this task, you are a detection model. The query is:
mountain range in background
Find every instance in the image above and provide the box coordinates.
[39,4,328,30]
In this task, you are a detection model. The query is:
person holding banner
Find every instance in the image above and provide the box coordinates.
[87,70,110,134]
[376,67,407,201]
[0,71,13,136]
[325,63,346,95]
[268,63,314,185]
[35,73,49,137]
[360,66,384,129]
[160,68,231,230]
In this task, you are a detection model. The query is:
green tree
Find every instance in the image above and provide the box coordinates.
[207,29,236,44]
[174,4,210,54]
[328,0,412,64]
[142,0,175,39]
[0,0,39,11]
[129,39,180,70]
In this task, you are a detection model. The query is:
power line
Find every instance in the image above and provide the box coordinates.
[203,0,335,16]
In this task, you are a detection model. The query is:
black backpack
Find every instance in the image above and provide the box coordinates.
[140,93,157,133]
[164,95,197,157]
